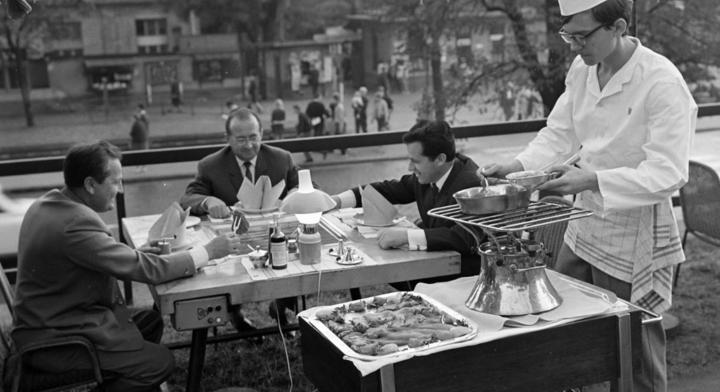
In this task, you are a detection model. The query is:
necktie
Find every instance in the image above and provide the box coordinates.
[430,183,439,204]
[243,161,253,183]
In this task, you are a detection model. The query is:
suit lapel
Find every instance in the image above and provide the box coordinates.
[223,147,244,192]
[254,147,269,181]
[426,160,461,227]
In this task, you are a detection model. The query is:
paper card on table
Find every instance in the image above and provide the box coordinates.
[147,202,191,248]
[236,175,285,211]
[360,185,396,226]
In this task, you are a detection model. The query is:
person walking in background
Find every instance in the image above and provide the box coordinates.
[169,78,183,113]
[270,99,286,140]
[247,74,264,114]
[306,94,331,159]
[294,105,314,163]
[129,104,149,151]
[372,91,389,132]
[305,94,330,138]
[308,63,320,98]
[221,100,239,121]
[378,85,394,123]
[329,92,347,155]
[353,87,368,133]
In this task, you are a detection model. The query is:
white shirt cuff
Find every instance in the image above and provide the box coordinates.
[189,245,210,270]
[407,229,427,251]
[200,197,210,212]
[336,190,357,209]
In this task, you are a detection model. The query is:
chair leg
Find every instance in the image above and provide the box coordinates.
[673,264,682,291]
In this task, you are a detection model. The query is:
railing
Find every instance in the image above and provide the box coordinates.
[3,103,718,177]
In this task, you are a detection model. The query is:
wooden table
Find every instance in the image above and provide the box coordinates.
[121,210,461,392]
[300,277,646,392]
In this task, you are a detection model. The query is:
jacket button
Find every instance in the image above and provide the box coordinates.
[128,317,134,323]
[184,269,190,274]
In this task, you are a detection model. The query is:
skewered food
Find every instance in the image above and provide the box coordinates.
[315,292,474,357]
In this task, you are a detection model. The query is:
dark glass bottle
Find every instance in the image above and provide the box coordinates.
[270,215,288,269]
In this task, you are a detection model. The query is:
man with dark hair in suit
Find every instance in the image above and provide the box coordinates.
[180,108,300,218]
[180,108,301,328]
[331,121,484,287]
[11,140,242,392]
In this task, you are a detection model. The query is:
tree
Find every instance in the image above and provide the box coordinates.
[1,0,39,126]
[1,0,89,127]
[637,0,720,95]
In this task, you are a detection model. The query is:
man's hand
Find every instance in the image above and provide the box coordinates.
[330,195,342,210]
[205,196,231,219]
[377,228,409,250]
[203,233,245,260]
[537,165,599,195]
[477,160,524,181]
[138,245,162,254]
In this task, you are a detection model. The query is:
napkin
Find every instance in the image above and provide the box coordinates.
[236,175,285,211]
[147,202,191,249]
[360,185,397,226]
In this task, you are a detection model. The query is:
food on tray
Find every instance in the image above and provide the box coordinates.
[315,292,473,357]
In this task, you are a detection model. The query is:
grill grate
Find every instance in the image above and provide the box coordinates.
[427,201,593,232]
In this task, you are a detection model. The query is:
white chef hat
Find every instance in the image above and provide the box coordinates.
[558,0,607,16]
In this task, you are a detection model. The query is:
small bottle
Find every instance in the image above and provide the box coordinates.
[270,214,288,269]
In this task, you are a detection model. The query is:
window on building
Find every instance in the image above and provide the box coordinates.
[136,18,167,37]
[48,21,82,41]
[138,45,169,55]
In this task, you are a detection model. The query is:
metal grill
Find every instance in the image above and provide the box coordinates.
[427,201,593,232]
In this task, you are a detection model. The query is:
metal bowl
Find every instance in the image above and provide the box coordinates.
[453,184,531,215]
[506,170,557,189]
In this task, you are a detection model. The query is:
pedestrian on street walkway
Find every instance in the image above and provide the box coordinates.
[294,105,314,163]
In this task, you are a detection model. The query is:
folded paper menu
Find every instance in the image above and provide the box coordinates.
[236,175,285,211]
[147,202,191,249]
[360,185,397,226]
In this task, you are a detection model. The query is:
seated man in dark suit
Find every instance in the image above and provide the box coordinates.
[331,121,484,288]
[180,108,299,218]
[11,141,243,392]
[180,108,300,327]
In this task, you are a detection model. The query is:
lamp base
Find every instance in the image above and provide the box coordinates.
[298,228,322,265]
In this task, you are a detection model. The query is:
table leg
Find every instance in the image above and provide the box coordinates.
[350,288,362,300]
[186,328,209,392]
[615,312,633,392]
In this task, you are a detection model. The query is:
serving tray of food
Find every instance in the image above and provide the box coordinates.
[301,291,478,361]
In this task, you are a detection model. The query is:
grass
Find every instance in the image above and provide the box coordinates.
[163,285,394,392]
[666,235,720,379]
[160,233,720,392]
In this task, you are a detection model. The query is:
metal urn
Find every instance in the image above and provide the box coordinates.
[465,239,563,316]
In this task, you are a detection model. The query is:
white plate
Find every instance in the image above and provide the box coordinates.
[185,216,201,228]
[352,213,396,227]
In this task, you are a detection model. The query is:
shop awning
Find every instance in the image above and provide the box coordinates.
[84,57,138,68]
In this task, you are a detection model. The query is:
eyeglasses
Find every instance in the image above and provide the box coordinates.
[558,24,607,46]
[232,134,260,144]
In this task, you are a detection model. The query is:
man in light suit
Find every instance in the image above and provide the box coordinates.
[180,108,299,218]
[11,141,243,392]
[180,108,301,328]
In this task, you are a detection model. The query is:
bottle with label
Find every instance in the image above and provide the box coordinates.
[269,214,288,269]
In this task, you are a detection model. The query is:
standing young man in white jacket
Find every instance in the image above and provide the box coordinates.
[481,1,696,391]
